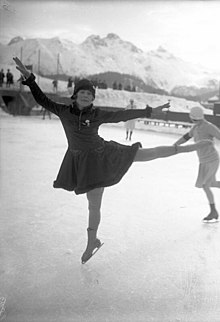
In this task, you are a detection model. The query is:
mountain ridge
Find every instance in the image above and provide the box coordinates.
[1,33,219,99]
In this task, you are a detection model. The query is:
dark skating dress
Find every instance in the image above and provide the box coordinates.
[23,74,153,194]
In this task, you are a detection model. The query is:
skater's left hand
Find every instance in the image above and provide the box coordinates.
[13,57,31,79]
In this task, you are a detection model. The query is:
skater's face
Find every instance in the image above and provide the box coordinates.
[76,90,94,109]
[190,117,202,123]
[190,118,197,123]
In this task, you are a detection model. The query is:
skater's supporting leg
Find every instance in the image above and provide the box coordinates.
[134,141,209,162]
[81,187,104,263]
[202,184,219,221]
[86,187,104,231]
[203,184,214,204]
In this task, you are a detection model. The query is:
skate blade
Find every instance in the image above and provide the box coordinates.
[203,219,219,224]
[81,243,104,264]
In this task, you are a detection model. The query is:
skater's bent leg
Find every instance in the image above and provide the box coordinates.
[86,187,104,231]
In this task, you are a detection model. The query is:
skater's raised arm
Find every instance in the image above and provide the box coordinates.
[13,57,66,116]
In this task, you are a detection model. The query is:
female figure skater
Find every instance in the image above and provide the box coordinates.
[13,57,210,263]
[174,106,220,222]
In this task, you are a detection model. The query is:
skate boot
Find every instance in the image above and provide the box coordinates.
[81,228,103,264]
[203,210,219,223]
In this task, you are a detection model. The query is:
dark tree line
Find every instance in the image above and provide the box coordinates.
[72,76,136,92]
[112,81,136,92]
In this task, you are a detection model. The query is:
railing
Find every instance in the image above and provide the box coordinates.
[142,118,193,129]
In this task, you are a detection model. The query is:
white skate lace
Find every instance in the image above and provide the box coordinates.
[0,297,6,318]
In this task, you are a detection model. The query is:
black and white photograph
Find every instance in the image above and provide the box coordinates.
[1,0,220,321]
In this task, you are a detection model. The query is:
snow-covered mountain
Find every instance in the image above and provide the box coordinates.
[1,33,219,96]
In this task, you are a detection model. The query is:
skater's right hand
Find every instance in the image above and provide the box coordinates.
[153,102,170,113]
[13,57,31,79]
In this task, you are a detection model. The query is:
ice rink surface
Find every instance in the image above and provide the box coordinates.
[1,111,220,322]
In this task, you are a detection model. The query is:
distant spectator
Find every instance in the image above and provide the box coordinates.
[118,83,122,90]
[52,79,58,93]
[0,69,5,87]
[112,81,117,90]
[6,69,14,88]
[125,99,137,140]
[67,77,73,95]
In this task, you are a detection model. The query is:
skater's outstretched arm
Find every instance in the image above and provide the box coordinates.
[99,102,170,124]
[13,57,66,116]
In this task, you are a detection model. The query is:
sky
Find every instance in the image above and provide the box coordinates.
[1,0,220,71]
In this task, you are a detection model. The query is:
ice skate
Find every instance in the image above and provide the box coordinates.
[203,210,219,223]
[81,238,104,264]
[81,228,104,264]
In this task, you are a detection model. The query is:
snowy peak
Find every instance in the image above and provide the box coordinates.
[83,33,122,45]
[104,33,142,53]
[8,36,24,46]
[156,46,172,55]
[103,33,123,45]
[106,33,121,40]
[157,46,167,52]
[82,33,142,53]
[82,35,107,48]
[149,46,176,60]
